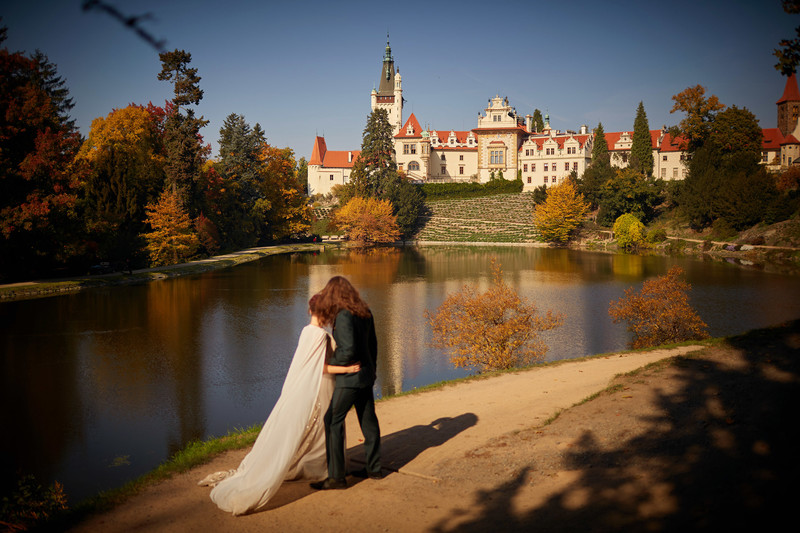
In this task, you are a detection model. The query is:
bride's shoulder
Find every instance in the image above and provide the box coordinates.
[302,323,328,336]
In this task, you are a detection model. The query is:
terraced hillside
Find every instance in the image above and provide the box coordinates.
[413,192,539,242]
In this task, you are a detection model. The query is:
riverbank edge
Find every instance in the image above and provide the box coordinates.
[4,237,797,302]
[0,242,338,302]
[52,337,715,530]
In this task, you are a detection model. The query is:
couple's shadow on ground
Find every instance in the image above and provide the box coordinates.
[261,413,478,511]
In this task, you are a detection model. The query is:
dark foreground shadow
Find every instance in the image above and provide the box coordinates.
[259,412,478,512]
[431,320,800,532]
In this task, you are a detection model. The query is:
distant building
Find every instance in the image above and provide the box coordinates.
[308,41,797,197]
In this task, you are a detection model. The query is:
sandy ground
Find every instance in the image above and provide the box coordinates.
[69,322,800,532]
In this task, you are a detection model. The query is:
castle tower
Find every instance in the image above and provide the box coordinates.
[777,73,800,136]
[370,36,403,135]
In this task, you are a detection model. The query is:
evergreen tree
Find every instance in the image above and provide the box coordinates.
[592,122,610,165]
[630,102,654,176]
[157,49,208,213]
[576,122,614,208]
[532,109,544,132]
[348,108,398,198]
[346,108,423,238]
[597,168,664,226]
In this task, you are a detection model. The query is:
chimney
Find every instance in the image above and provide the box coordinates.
[348,151,352,163]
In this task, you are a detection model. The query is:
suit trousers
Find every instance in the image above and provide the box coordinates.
[325,385,381,480]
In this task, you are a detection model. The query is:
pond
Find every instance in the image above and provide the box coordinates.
[1,245,799,502]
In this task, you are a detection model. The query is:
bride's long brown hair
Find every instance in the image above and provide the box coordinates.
[314,276,371,326]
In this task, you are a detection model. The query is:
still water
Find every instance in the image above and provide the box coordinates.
[2,245,799,502]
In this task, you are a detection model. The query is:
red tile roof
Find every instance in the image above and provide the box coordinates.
[309,136,327,166]
[395,114,423,138]
[777,73,800,104]
[322,150,360,168]
[763,128,785,149]
[781,134,799,145]
[660,133,689,152]
[429,129,474,144]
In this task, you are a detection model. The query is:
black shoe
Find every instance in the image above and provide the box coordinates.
[310,478,347,490]
[350,468,384,480]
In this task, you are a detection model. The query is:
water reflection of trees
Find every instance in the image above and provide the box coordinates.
[431,320,800,531]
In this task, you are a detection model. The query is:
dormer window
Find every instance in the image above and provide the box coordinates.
[407,124,414,135]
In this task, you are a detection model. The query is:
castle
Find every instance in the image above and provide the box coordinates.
[308,40,800,197]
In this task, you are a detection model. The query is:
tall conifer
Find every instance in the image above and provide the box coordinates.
[630,101,654,175]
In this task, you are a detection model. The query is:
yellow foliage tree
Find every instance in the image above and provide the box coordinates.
[142,190,199,266]
[533,180,589,244]
[609,266,709,349]
[426,259,563,372]
[332,196,400,246]
[254,144,312,240]
[77,105,162,164]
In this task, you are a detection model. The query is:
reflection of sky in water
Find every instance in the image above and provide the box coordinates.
[2,246,799,502]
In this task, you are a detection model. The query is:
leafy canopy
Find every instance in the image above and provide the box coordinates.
[426,259,563,373]
[609,266,709,349]
[533,180,589,243]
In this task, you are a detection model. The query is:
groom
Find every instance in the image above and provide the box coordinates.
[312,276,382,490]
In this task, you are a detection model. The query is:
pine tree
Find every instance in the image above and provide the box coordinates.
[532,109,544,132]
[157,50,208,213]
[348,108,398,198]
[630,102,654,176]
[592,122,610,165]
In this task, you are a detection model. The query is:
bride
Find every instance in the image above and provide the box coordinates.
[198,294,359,515]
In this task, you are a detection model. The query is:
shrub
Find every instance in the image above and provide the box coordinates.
[609,266,709,349]
[613,213,647,251]
[647,227,667,243]
[426,259,562,372]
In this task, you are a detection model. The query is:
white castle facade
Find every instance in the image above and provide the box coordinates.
[308,40,800,197]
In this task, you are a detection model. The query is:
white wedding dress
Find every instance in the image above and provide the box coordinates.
[201,324,335,515]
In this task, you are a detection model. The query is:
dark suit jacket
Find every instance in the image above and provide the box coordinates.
[330,309,378,388]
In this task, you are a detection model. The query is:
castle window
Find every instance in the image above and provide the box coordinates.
[403,143,416,155]
[564,162,569,171]
[544,176,548,184]
[408,161,420,171]
[459,166,464,175]
[573,162,578,171]
[330,174,334,180]
[544,163,548,171]
[459,155,464,161]
[523,164,528,172]
[527,176,531,183]
[441,165,447,174]
[532,163,535,172]
[490,150,504,165]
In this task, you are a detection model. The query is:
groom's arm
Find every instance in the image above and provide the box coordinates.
[331,310,355,366]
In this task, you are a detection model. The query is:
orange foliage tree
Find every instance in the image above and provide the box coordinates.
[609,266,709,349]
[142,190,199,266]
[426,259,563,372]
[332,196,400,246]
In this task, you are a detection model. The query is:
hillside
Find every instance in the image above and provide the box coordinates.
[412,192,539,242]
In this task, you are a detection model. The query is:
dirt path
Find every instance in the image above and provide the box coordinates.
[69,346,708,533]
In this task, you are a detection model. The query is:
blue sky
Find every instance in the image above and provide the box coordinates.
[3,0,797,161]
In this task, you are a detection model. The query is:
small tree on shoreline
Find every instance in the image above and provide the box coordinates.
[426,259,563,372]
[609,266,709,349]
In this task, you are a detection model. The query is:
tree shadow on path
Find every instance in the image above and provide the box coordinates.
[432,319,800,532]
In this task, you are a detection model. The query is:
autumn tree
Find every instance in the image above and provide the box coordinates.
[78,104,165,261]
[609,266,709,349]
[533,180,590,243]
[142,189,199,266]
[157,49,208,212]
[0,33,87,280]
[343,108,423,237]
[253,144,312,241]
[775,0,800,75]
[426,259,563,373]
[669,85,725,152]
[630,101,654,176]
[332,197,400,246]
[613,213,647,251]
